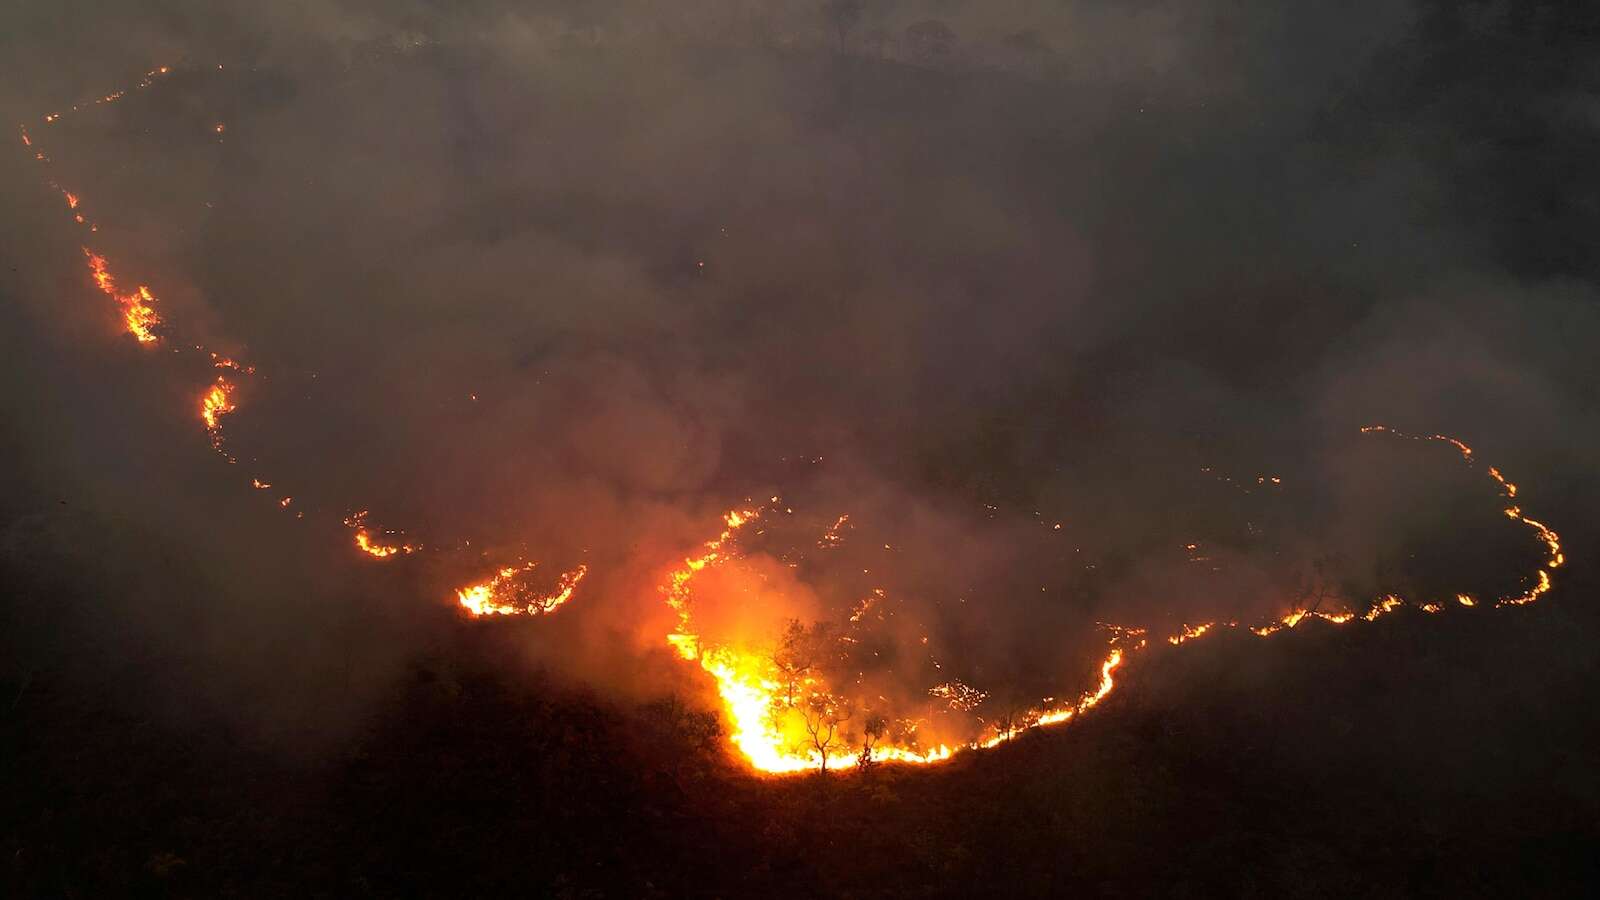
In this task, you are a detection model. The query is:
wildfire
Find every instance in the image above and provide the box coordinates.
[1358,426,1564,607]
[457,563,588,616]
[654,424,1566,775]
[210,352,256,374]
[353,530,417,558]
[818,514,850,548]
[664,507,762,659]
[657,506,1135,773]
[82,249,162,343]
[200,376,236,452]
[22,67,1573,781]
[200,377,234,430]
[344,510,419,558]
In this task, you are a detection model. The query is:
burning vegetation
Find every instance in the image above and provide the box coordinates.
[12,60,1571,781]
[643,418,1563,774]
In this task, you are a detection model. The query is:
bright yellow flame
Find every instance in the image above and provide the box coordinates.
[353,529,418,558]
[344,511,419,558]
[83,249,162,343]
[21,68,1573,779]
[662,426,1567,775]
[200,377,236,448]
[457,563,588,616]
[661,508,1139,773]
[1167,622,1212,645]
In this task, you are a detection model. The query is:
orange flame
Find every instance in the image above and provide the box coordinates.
[82,249,162,343]
[210,352,256,374]
[457,563,588,616]
[344,510,420,558]
[24,71,1571,779]
[660,426,1565,775]
[200,376,236,449]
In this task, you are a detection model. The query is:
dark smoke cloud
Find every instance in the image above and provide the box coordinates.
[3,1,1597,748]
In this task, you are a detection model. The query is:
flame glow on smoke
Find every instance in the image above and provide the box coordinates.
[651,424,1564,774]
[17,63,1570,778]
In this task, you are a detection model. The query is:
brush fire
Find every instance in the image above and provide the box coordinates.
[14,62,1570,779]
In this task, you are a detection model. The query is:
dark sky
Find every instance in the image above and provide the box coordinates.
[1,1,1596,748]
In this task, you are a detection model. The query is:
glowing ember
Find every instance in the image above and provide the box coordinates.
[210,352,256,374]
[1167,623,1213,645]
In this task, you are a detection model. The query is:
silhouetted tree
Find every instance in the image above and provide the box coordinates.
[773,619,830,708]
[988,693,1040,743]
[856,712,888,771]
[822,0,865,54]
[801,691,853,773]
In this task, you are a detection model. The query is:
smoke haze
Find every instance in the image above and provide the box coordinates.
[2,1,1597,754]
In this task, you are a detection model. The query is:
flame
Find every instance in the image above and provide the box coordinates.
[353,530,417,558]
[818,514,850,548]
[659,426,1565,775]
[210,352,255,374]
[200,376,236,448]
[1359,426,1563,608]
[660,507,1133,773]
[82,249,162,343]
[344,510,419,558]
[664,507,761,659]
[457,563,588,616]
[23,69,1572,779]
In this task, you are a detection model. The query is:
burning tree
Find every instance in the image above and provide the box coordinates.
[987,693,1042,743]
[765,618,859,773]
[856,712,889,772]
[772,619,831,708]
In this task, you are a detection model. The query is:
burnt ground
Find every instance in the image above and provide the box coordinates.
[5,556,1597,899]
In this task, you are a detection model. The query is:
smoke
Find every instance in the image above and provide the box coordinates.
[2,1,1597,755]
